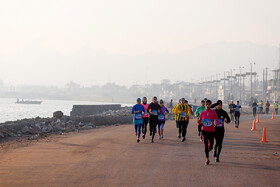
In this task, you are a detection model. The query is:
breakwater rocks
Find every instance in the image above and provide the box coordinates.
[0,107,133,142]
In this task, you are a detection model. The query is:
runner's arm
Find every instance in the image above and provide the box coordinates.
[224,111,231,124]
[213,112,220,126]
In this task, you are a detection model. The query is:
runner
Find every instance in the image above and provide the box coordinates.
[173,98,191,142]
[195,100,206,141]
[198,100,220,165]
[141,97,149,139]
[274,101,279,115]
[172,99,182,138]
[131,98,145,143]
[158,100,169,139]
[259,100,264,114]
[147,97,161,143]
[234,100,242,128]
[228,100,235,123]
[265,101,270,115]
[252,100,258,119]
[213,100,230,162]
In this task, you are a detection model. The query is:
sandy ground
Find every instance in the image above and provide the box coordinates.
[0,115,279,187]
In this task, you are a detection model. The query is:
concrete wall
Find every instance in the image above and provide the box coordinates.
[70,105,122,117]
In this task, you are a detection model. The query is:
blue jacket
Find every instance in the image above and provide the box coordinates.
[131,104,144,120]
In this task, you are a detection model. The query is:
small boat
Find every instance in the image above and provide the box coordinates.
[15,98,42,105]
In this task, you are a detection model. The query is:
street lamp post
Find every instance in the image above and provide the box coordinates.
[239,66,244,103]
[250,62,256,102]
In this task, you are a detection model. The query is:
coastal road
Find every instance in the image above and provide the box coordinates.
[0,116,279,186]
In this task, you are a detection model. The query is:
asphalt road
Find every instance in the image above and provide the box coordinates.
[0,115,279,186]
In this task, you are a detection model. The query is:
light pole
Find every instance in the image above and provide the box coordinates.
[230,69,235,100]
[250,62,256,102]
[239,66,245,103]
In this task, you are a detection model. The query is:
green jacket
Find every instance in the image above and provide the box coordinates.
[195,106,206,118]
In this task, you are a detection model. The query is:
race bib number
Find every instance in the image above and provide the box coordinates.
[180,112,186,118]
[152,110,158,115]
[144,110,148,115]
[216,119,224,127]
[203,119,213,127]
[135,113,142,120]
[158,114,165,120]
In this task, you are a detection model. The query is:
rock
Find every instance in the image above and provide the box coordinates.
[42,124,53,133]
[17,130,22,137]
[54,123,64,131]
[273,152,278,155]
[22,126,30,133]
[35,123,42,130]
[53,111,63,119]
[0,131,4,138]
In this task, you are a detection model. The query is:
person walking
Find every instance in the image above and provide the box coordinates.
[234,100,242,128]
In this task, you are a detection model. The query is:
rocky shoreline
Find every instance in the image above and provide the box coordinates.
[0,107,135,143]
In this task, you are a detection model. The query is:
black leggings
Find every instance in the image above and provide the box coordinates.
[202,130,215,158]
[178,121,189,138]
[253,109,257,119]
[235,111,240,126]
[149,117,158,140]
[142,118,149,135]
[214,127,225,159]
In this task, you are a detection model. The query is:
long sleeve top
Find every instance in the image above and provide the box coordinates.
[198,109,220,132]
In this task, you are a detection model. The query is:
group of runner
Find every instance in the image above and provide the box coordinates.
[251,100,279,116]
[131,96,235,165]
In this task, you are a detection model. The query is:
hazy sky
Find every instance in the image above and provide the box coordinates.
[0,0,280,86]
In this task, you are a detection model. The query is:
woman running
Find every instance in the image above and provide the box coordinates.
[131,98,145,143]
[142,97,149,139]
[198,100,220,165]
[158,100,169,139]
[212,100,230,162]
[147,97,161,143]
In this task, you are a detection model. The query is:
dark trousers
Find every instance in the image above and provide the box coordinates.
[150,117,158,140]
[235,111,240,126]
[178,121,189,138]
[214,127,225,159]
[142,118,149,135]
[202,130,215,158]
[266,108,269,115]
[253,109,257,119]
[276,109,278,115]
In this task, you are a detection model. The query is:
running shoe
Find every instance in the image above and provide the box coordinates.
[158,136,161,140]
[213,152,217,158]
[150,132,152,136]
[178,134,181,139]
[161,135,164,139]
[200,136,203,142]
[215,158,220,162]
[142,134,145,139]
[205,160,210,165]
[151,139,154,143]
[198,132,201,136]
[137,138,140,143]
[182,137,186,142]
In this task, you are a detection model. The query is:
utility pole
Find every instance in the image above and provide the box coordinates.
[263,69,265,101]
[224,71,226,103]
[239,67,244,103]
